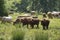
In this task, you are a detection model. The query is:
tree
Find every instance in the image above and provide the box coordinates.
[14,0,29,12]
[5,0,58,14]
[40,0,57,13]
[0,0,8,16]
[56,0,60,11]
[47,0,57,11]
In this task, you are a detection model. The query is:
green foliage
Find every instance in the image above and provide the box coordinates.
[0,0,8,16]
[4,0,60,13]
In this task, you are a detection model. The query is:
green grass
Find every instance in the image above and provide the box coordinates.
[34,30,48,40]
[0,13,60,40]
[12,29,25,40]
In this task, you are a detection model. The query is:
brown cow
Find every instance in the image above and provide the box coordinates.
[41,18,50,30]
[30,18,40,28]
[13,17,40,29]
[20,17,40,28]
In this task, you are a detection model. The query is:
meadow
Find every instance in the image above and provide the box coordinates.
[0,13,60,40]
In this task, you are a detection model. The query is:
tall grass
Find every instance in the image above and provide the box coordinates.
[34,30,48,40]
[49,29,60,40]
[12,29,25,40]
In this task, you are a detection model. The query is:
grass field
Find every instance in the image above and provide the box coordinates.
[0,13,60,40]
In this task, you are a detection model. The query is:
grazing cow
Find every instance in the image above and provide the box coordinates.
[20,17,40,28]
[51,11,60,18]
[41,18,50,30]
[30,18,40,28]
[47,11,60,18]
[47,12,53,19]
[13,16,32,26]
[13,16,40,29]
[1,16,12,23]
[23,18,40,28]
[21,18,32,28]
[13,15,31,25]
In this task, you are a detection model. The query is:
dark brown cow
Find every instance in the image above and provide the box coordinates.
[20,17,40,28]
[21,18,32,28]
[30,18,40,28]
[41,18,50,30]
[13,17,40,29]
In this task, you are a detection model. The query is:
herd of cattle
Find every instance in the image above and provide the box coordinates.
[0,11,60,30]
[13,15,50,30]
[47,11,60,19]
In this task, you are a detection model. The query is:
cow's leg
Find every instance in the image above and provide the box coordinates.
[32,25,34,28]
[46,26,48,29]
[36,24,39,29]
[22,23,25,27]
[19,22,21,28]
[31,24,34,29]
[43,26,45,30]
[13,22,15,25]
[27,24,28,28]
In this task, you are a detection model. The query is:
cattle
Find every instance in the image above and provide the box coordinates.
[13,16,40,29]
[47,11,60,18]
[51,11,59,18]
[22,18,40,28]
[30,18,40,28]
[41,18,50,30]
[48,11,60,18]
[1,16,12,23]
[47,12,53,19]
[13,15,32,25]
[21,17,32,28]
